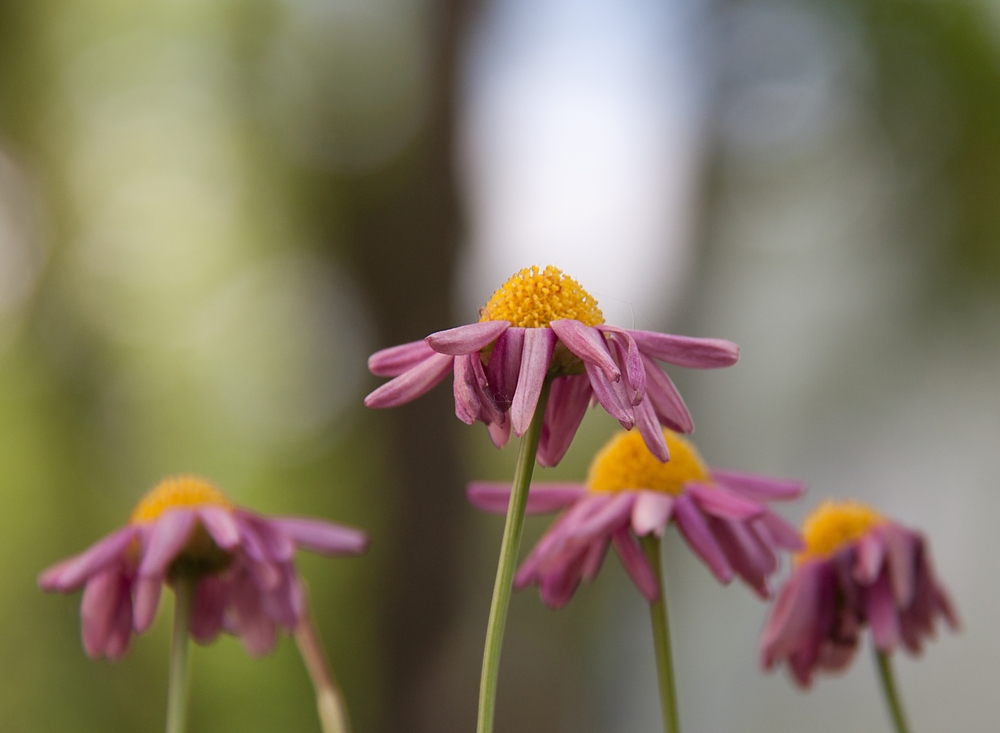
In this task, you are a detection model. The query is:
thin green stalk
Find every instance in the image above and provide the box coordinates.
[640,534,680,733]
[875,650,911,733]
[477,380,551,733]
[165,577,195,733]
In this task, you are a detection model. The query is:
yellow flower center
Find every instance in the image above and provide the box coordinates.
[587,429,709,495]
[130,474,233,524]
[480,265,604,328]
[797,500,884,562]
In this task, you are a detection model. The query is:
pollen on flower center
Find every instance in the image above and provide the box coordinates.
[587,429,708,495]
[130,474,233,524]
[479,265,604,328]
[797,500,884,562]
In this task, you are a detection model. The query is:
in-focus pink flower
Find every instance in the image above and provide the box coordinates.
[365,265,739,466]
[468,428,804,608]
[759,500,958,688]
[39,475,368,659]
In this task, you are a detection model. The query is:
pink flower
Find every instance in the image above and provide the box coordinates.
[467,429,804,608]
[365,265,739,466]
[39,475,368,660]
[759,500,958,688]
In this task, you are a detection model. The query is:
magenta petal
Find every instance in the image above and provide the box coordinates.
[510,328,557,436]
[81,568,127,658]
[537,375,592,468]
[132,576,163,633]
[759,560,824,668]
[453,353,482,425]
[38,526,138,592]
[198,507,241,551]
[566,493,635,542]
[269,516,369,556]
[854,531,886,585]
[672,494,733,583]
[104,593,134,660]
[230,570,277,657]
[486,327,525,410]
[598,326,645,402]
[466,482,587,515]
[866,571,901,652]
[631,491,674,536]
[486,415,511,448]
[238,513,295,563]
[881,524,918,607]
[634,395,670,462]
[585,361,634,429]
[709,469,805,502]
[190,575,226,644]
[582,537,611,581]
[139,511,195,578]
[687,483,763,520]
[365,352,454,409]
[469,352,503,425]
[640,355,694,434]
[368,340,436,377]
[426,321,509,356]
[550,320,620,382]
[706,517,770,598]
[754,509,805,551]
[612,528,660,602]
[630,330,740,368]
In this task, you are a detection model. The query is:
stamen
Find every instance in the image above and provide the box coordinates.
[131,475,233,524]
[798,500,884,562]
[588,429,708,495]
[480,265,604,328]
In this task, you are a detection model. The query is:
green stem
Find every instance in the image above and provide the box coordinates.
[640,534,680,733]
[477,380,551,733]
[294,590,352,733]
[165,577,195,733]
[875,650,911,733]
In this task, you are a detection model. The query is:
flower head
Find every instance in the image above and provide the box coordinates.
[468,428,805,608]
[365,265,740,466]
[759,500,958,688]
[39,475,368,659]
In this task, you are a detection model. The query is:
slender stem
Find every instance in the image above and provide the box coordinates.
[477,380,551,733]
[294,591,352,733]
[875,650,911,733]
[640,534,680,733]
[165,577,195,733]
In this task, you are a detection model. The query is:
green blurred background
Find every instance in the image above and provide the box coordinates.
[0,0,997,730]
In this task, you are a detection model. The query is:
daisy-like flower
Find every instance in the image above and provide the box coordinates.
[469,428,805,607]
[759,500,958,689]
[39,475,368,659]
[365,265,739,465]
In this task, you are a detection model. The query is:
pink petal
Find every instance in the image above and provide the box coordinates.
[565,492,635,542]
[466,482,587,515]
[672,494,733,583]
[687,483,764,520]
[633,395,670,462]
[453,353,482,425]
[510,328,557,436]
[237,513,295,563]
[705,517,769,598]
[536,375,593,468]
[881,523,918,608]
[585,361,634,429]
[709,469,805,502]
[364,352,454,409]
[486,327,524,410]
[268,516,369,556]
[630,491,674,536]
[759,560,824,668]
[630,330,740,368]
[854,531,886,585]
[81,567,128,659]
[229,569,277,657]
[138,511,196,578]
[581,537,611,581]
[426,321,510,356]
[198,507,241,551]
[469,351,503,425]
[104,592,134,660]
[753,509,805,551]
[38,526,138,592]
[550,320,620,382]
[639,355,694,433]
[132,576,163,633]
[612,528,660,602]
[368,340,436,377]
[486,415,511,448]
[598,326,645,402]
[865,571,901,652]
[190,575,226,644]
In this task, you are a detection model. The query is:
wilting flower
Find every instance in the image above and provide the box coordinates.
[365,265,739,466]
[759,500,958,687]
[39,475,368,659]
[468,428,804,607]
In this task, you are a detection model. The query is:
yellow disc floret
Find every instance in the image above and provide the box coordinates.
[130,474,233,524]
[588,429,709,495]
[480,265,604,328]
[797,500,884,562]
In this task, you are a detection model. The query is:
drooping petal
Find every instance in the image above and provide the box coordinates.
[368,340,436,377]
[598,326,645,402]
[452,353,482,425]
[564,492,635,543]
[672,494,733,583]
[854,531,886,585]
[487,415,511,448]
[581,537,611,581]
[611,528,660,602]
[537,375,592,468]
[638,355,693,433]
[630,330,740,368]
[510,328,557,436]
[550,320,620,382]
[687,483,764,520]
[705,517,769,598]
[38,526,139,592]
[364,352,455,409]
[426,321,510,355]
[759,560,824,669]
[268,517,369,556]
[238,513,295,563]
[709,469,805,502]
[138,511,196,578]
[228,568,277,657]
[198,507,241,551]
[190,574,226,644]
[469,351,503,425]
[103,591,134,660]
[753,509,805,551]
[486,327,524,410]
[132,576,163,633]
[585,361,634,429]
[633,395,670,462]
[880,524,918,608]
[81,567,128,659]
[465,482,587,515]
[865,571,901,652]
[630,491,674,537]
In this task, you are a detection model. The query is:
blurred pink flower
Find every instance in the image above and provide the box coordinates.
[39,475,368,660]
[759,500,958,688]
[468,429,804,607]
[365,265,738,466]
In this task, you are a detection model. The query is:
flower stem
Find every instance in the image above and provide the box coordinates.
[875,650,911,733]
[477,380,551,733]
[165,577,195,733]
[294,590,352,733]
[640,534,680,733]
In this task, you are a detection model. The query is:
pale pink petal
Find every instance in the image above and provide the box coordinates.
[38,526,138,592]
[865,571,901,652]
[364,352,454,409]
[81,567,128,659]
[672,494,733,583]
[466,482,587,515]
[687,483,764,520]
[452,353,482,425]
[426,321,510,355]
[630,330,740,368]
[550,320,620,382]
[486,327,524,410]
[238,513,295,562]
[612,528,660,602]
[585,361,634,429]
[640,355,694,433]
[565,492,635,542]
[634,395,670,462]
[854,531,886,585]
[368,340,436,377]
[537,375,593,468]
[510,328,557,436]
[138,511,196,578]
[198,507,241,551]
[268,516,369,556]
[486,415,511,448]
[709,469,805,501]
[631,491,674,536]
[132,576,162,633]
